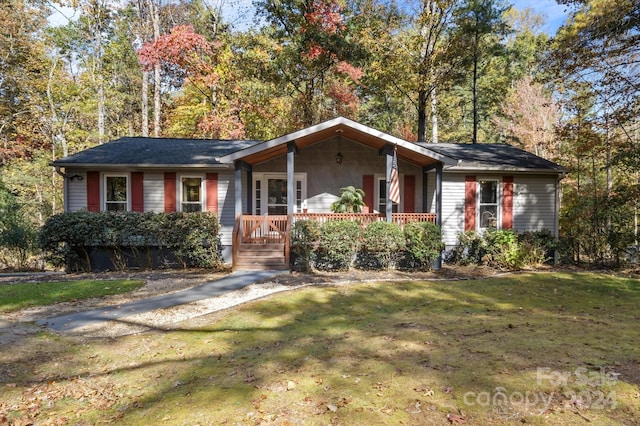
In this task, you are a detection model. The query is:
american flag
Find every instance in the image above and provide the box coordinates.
[389,147,400,205]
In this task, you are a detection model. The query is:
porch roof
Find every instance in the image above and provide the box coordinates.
[217,117,458,168]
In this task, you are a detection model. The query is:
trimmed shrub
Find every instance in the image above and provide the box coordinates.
[402,222,444,270]
[39,211,222,271]
[290,219,320,272]
[448,231,487,265]
[357,221,405,270]
[484,228,522,269]
[315,220,361,271]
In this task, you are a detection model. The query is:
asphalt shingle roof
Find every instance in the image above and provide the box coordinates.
[418,143,566,172]
[53,137,262,167]
[53,135,565,174]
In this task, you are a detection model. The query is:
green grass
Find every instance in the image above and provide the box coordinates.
[1,272,639,425]
[0,279,145,312]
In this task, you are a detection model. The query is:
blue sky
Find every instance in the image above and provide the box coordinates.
[510,0,571,34]
[48,0,571,35]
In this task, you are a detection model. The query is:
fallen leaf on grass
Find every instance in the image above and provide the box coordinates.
[447,413,466,424]
[327,403,338,412]
[287,380,296,390]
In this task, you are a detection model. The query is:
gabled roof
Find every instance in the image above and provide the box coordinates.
[218,116,458,168]
[418,143,566,174]
[51,120,565,175]
[52,137,261,168]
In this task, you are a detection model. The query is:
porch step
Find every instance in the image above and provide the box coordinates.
[235,243,288,271]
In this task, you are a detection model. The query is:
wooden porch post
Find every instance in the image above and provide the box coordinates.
[422,167,428,213]
[247,168,253,214]
[234,161,243,220]
[286,142,297,267]
[435,163,442,228]
[287,141,297,217]
[435,162,443,269]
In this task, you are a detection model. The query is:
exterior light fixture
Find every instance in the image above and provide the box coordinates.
[335,129,344,165]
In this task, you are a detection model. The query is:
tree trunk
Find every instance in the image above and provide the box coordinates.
[431,84,438,143]
[472,31,479,144]
[153,64,161,137]
[417,88,428,142]
[472,13,480,143]
[150,0,161,137]
[141,70,149,137]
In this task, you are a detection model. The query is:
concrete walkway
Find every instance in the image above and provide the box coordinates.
[38,270,282,331]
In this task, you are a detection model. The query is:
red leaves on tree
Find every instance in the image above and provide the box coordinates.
[305,44,325,60]
[137,25,212,73]
[303,0,345,35]
[335,61,363,83]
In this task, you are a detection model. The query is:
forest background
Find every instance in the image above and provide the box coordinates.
[0,0,638,268]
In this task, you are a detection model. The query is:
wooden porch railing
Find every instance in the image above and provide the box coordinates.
[240,215,289,243]
[293,212,437,227]
[234,213,436,245]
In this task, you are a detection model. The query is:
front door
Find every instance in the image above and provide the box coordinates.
[253,173,306,215]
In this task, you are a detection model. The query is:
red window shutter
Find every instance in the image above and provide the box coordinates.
[404,175,415,213]
[206,173,218,213]
[464,176,476,231]
[502,176,514,229]
[131,172,144,212]
[86,171,100,212]
[164,172,177,212]
[362,175,374,213]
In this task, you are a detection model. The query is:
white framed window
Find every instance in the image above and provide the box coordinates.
[374,175,401,214]
[253,173,306,214]
[104,174,129,212]
[478,179,499,229]
[179,176,204,212]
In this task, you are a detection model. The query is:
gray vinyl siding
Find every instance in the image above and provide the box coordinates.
[218,172,235,247]
[143,173,164,212]
[67,171,87,212]
[513,175,558,235]
[440,173,466,247]
[438,173,559,249]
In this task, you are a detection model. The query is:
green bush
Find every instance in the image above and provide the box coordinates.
[449,231,487,265]
[449,228,558,270]
[402,222,444,270]
[518,229,557,266]
[0,183,38,270]
[39,211,222,271]
[290,219,320,272]
[357,221,405,270]
[484,229,522,269]
[315,220,361,271]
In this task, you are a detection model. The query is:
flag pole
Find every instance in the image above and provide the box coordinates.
[387,144,400,222]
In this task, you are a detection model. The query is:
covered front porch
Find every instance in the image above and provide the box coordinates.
[218,117,456,270]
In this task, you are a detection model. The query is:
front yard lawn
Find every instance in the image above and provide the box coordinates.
[0,279,145,312]
[1,271,638,425]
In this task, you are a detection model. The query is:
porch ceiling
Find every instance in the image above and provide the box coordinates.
[226,118,453,168]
